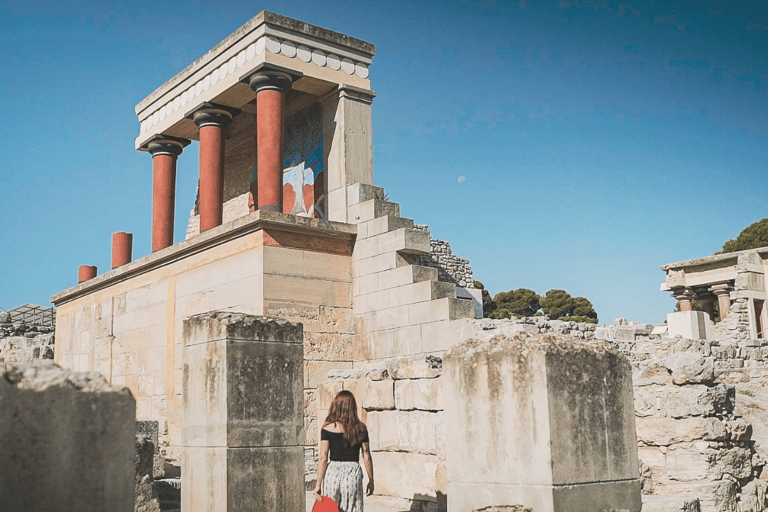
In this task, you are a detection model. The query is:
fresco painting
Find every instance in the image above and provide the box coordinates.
[282,102,324,218]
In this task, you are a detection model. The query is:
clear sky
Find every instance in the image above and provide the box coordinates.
[0,0,766,324]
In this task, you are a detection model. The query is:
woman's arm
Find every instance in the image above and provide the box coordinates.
[313,439,330,502]
[361,441,374,496]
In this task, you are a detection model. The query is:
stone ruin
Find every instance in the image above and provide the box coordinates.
[0,305,55,362]
[32,10,643,512]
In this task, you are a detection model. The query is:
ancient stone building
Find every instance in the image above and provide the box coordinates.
[661,247,768,341]
[51,12,639,511]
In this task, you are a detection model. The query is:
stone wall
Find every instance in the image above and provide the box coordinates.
[414,228,474,289]
[608,327,768,512]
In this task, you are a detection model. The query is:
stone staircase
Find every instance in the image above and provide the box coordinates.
[346,183,478,362]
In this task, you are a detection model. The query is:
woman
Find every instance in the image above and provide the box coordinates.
[313,390,374,512]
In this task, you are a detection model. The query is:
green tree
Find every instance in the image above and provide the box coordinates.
[474,281,496,318]
[540,289,598,323]
[719,218,768,254]
[491,288,541,318]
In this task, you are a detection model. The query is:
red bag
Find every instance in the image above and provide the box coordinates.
[312,496,340,512]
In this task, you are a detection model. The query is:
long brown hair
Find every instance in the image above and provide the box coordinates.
[323,390,368,447]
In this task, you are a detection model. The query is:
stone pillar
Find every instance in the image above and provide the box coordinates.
[78,265,97,283]
[182,312,304,512]
[111,232,133,269]
[146,135,189,251]
[245,66,301,213]
[0,361,135,512]
[673,289,695,312]
[712,284,733,320]
[320,85,376,222]
[444,333,641,512]
[186,103,240,231]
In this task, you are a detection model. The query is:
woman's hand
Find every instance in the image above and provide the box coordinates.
[312,487,323,502]
[366,479,374,496]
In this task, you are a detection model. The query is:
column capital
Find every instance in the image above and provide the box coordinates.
[710,283,733,296]
[142,134,191,157]
[240,63,303,94]
[185,102,241,129]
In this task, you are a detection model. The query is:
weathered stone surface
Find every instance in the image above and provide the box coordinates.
[368,410,438,455]
[386,354,442,379]
[636,383,735,418]
[634,361,673,386]
[373,451,438,501]
[725,417,752,441]
[664,352,715,385]
[635,416,727,445]
[0,361,135,512]
[710,446,752,479]
[395,378,443,411]
[181,313,304,512]
[134,474,161,512]
[444,334,640,512]
[641,495,701,512]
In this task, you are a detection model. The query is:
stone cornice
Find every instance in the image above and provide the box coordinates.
[52,210,356,306]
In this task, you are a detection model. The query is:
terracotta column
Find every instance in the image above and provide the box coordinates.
[111,232,133,269]
[711,284,732,320]
[186,103,239,231]
[78,265,97,283]
[673,289,694,311]
[245,66,300,212]
[146,136,188,251]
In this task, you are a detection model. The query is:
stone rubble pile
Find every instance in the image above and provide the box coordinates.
[608,327,768,512]
[471,316,597,339]
[0,311,55,362]
[712,298,752,344]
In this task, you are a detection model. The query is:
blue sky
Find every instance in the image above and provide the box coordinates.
[0,0,766,324]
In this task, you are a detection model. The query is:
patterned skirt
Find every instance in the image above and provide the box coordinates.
[322,460,364,512]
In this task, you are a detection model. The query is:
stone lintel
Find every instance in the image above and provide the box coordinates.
[659,247,768,272]
[51,210,356,306]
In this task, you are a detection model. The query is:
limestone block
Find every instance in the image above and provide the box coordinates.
[665,448,710,481]
[395,378,444,411]
[339,378,395,411]
[634,361,674,386]
[444,334,640,512]
[305,360,353,388]
[317,381,343,410]
[0,361,135,512]
[635,417,727,445]
[181,312,304,512]
[667,311,712,341]
[636,383,735,418]
[368,410,438,454]
[373,451,438,501]
[709,446,752,479]
[664,352,715,385]
[387,354,443,380]
[641,495,701,512]
[726,417,753,441]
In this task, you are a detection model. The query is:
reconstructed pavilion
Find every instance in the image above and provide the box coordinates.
[661,246,768,340]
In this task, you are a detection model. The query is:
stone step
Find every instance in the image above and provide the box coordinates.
[377,265,439,290]
[348,198,401,224]
[361,215,415,239]
[347,183,386,205]
[356,281,457,314]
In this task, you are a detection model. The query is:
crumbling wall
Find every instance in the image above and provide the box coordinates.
[0,311,55,361]
[610,328,768,512]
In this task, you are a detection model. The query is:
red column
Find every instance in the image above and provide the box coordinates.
[112,232,133,269]
[148,139,185,251]
[712,285,732,320]
[248,72,295,212]
[188,106,238,231]
[78,265,97,283]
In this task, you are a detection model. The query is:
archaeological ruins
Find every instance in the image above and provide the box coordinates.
[2,9,758,512]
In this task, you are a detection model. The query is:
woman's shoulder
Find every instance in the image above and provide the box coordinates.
[322,421,344,434]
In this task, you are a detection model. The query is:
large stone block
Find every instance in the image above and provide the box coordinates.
[444,334,640,512]
[0,361,135,512]
[182,312,304,512]
[395,378,444,411]
[373,451,439,501]
[667,311,712,341]
[368,410,438,455]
